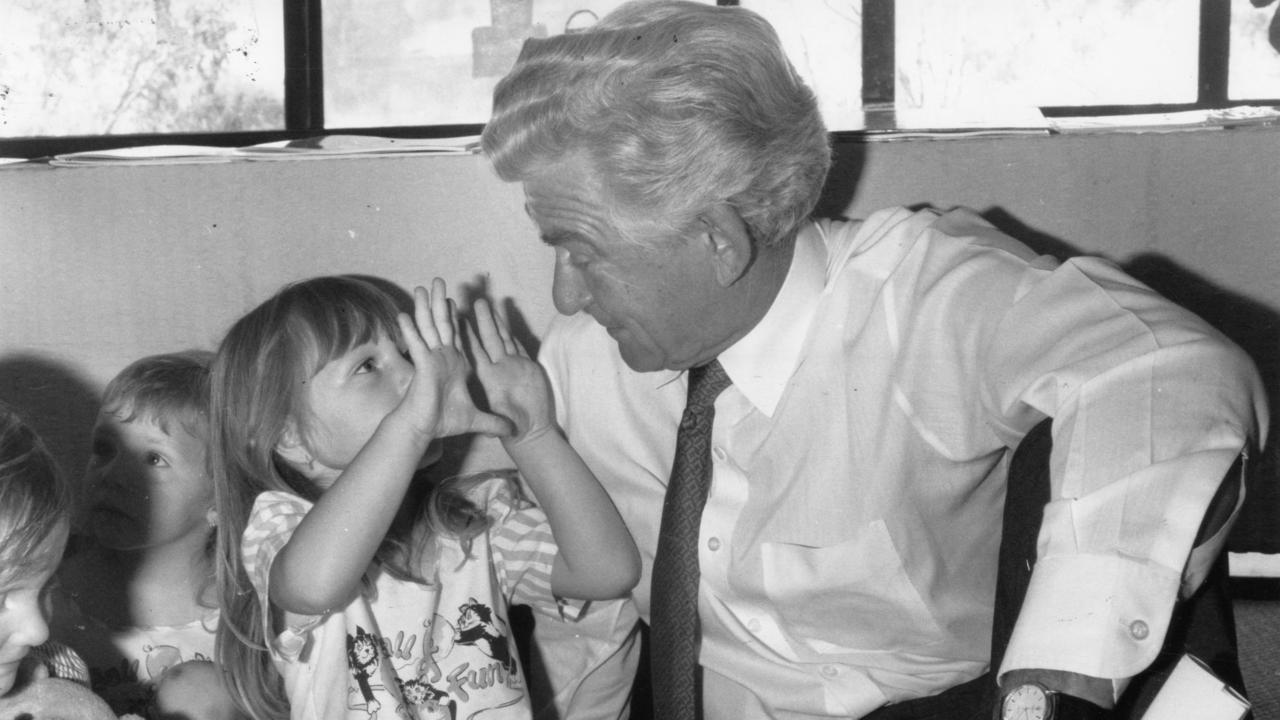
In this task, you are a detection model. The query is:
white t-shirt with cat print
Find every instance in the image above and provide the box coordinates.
[242,476,578,720]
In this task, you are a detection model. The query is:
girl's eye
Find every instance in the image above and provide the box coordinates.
[145,452,169,468]
[356,358,377,374]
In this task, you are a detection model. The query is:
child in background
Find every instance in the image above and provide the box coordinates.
[0,402,74,699]
[51,351,243,719]
[209,275,639,720]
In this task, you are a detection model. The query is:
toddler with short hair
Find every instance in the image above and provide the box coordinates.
[50,351,243,719]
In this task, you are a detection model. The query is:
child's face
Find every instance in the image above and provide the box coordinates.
[0,520,68,696]
[287,332,443,487]
[83,413,212,553]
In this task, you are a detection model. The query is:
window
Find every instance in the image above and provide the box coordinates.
[322,0,675,128]
[2,0,1278,158]
[0,0,285,136]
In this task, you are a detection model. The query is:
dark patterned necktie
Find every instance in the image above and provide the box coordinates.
[650,359,733,720]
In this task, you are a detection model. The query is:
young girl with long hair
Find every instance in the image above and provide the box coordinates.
[208,275,638,720]
[0,402,73,699]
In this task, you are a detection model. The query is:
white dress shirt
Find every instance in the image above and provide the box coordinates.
[537,206,1267,719]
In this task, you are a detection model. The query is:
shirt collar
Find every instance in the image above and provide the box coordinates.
[719,223,826,417]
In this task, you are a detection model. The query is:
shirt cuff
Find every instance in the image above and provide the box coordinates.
[1000,554,1180,686]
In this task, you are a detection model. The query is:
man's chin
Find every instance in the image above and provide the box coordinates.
[612,337,667,373]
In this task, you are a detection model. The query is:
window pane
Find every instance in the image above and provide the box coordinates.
[322,0,715,129]
[1229,0,1280,99]
[0,0,284,138]
[739,1,863,131]
[896,0,1199,110]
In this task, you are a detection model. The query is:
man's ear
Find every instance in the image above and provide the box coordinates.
[274,423,313,471]
[698,202,753,288]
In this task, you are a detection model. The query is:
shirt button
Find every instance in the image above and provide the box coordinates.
[821,665,839,678]
[747,619,762,633]
[707,537,721,551]
[712,447,727,461]
[1129,620,1150,640]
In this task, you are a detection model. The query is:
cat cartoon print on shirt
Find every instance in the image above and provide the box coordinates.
[344,605,525,720]
[347,626,385,718]
[396,676,457,720]
[453,599,516,676]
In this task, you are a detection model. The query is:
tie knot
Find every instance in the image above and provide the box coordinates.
[686,359,732,411]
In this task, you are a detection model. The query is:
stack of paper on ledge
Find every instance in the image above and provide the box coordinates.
[237,134,481,160]
[48,134,481,166]
[49,144,245,166]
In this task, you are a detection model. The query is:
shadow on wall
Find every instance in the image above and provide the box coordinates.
[812,139,866,222]
[0,352,101,507]
[983,207,1280,555]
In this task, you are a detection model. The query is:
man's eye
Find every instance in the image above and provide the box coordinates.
[145,452,169,468]
[556,246,592,269]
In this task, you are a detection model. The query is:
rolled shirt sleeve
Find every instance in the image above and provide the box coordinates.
[985,254,1267,683]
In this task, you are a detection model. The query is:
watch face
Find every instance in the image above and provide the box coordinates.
[1001,683,1051,720]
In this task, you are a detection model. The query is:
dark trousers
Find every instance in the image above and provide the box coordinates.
[857,672,992,720]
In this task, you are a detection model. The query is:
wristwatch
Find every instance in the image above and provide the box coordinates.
[998,682,1112,720]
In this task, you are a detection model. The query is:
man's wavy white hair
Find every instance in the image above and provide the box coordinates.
[482,0,831,247]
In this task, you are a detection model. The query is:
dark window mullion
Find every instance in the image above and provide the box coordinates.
[1199,0,1231,107]
[862,0,895,107]
[285,0,325,131]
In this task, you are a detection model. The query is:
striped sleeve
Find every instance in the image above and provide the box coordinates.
[29,641,91,686]
[240,491,325,659]
[482,478,586,621]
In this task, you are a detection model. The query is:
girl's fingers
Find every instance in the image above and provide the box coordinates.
[430,278,455,348]
[397,314,429,366]
[492,309,522,357]
[413,285,442,349]
[448,298,461,345]
[473,299,505,361]
[473,410,516,438]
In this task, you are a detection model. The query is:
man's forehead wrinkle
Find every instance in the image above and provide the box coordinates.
[531,202,610,242]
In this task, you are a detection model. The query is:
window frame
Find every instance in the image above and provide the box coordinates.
[1,0,1276,159]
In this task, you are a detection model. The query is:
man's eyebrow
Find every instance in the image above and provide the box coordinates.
[540,230,575,247]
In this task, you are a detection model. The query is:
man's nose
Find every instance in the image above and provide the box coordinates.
[552,258,590,316]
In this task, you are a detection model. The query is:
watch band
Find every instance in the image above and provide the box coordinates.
[998,682,1113,720]
[1053,692,1112,719]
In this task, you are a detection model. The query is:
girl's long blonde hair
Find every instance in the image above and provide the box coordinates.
[209,275,500,719]
[0,402,68,586]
